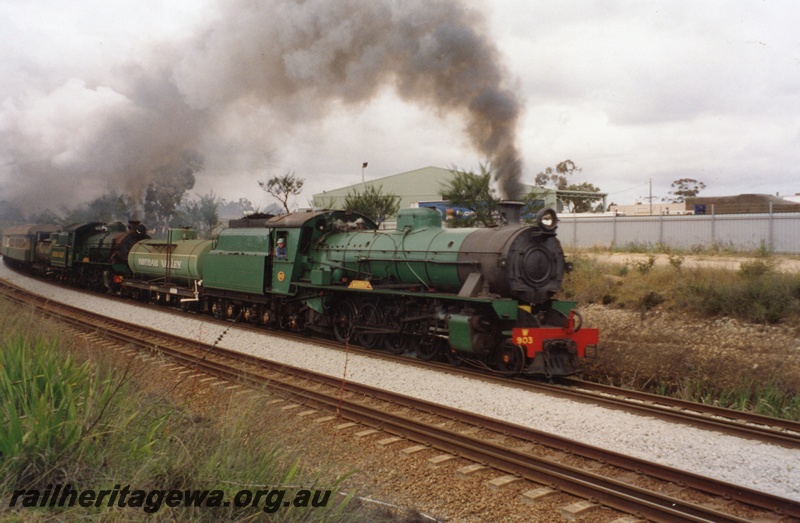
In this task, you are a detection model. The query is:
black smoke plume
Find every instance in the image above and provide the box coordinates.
[0,0,525,214]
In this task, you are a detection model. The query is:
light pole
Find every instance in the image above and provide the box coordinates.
[362,162,368,184]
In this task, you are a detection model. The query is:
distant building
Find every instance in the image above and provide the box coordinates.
[608,202,689,216]
[311,165,606,219]
[782,193,800,204]
[687,194,800,214]
[312,166,466,212]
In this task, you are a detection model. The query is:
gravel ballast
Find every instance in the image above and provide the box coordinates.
[2,263,798,502]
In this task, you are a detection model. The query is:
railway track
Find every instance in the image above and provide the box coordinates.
[2,276,799,522]
[3,266,797,450]
[91,289,800,450]
[148,296,800,449]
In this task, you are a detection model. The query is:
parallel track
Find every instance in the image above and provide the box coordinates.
[168,296,800,449]
[2,276,798,522]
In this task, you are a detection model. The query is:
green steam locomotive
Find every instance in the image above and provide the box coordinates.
[2,202,597,377]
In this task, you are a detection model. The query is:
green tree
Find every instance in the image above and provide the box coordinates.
[218,197,256,217]
[144,152,202,236]
[170,191,220,238]
[534,160,604,213]
[669,178,706,203]
[561,181,603,213]
[440,164,500,227]
[26,209,62,226]
[343,185,400,225]
[259,171,304,214]
[196,191,221,237]
[534,159,581,189]
[62,191,136,224]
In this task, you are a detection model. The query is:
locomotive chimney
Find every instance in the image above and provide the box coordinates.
[499,200,524,226]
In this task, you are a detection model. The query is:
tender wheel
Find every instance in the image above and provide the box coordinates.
[211,301,223,319]
[497,341,526,375]
[332,300,356,343]
[226,303,239,320]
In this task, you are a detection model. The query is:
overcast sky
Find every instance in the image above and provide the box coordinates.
[2,0,799,213]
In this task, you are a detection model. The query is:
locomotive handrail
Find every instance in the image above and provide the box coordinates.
[352,255,479,265]
[399,228,430,289]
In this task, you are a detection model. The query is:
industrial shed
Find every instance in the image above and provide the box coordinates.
[311,166,564,217]
[687,194,800,214]
[312,166,467,211]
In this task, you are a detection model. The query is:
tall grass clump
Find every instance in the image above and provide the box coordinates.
[0,334,117,488]
[563,255,672,313]
[0,306,368,522]
[675,262,800,324]
[674,378,800,420]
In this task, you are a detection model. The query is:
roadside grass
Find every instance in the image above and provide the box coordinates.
[586,240,789,259]
[670,378,800,420]
[0,301,383,522]
[564,253,800,325]
[564,253,800,421]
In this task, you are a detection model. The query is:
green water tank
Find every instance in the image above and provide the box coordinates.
[128,229,211,285]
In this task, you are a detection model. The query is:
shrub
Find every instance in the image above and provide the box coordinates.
[739,259,775,279]
[630,255,656,274]
[668,253,684,272]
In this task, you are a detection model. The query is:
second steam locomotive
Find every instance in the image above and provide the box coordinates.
[2,201,598,377]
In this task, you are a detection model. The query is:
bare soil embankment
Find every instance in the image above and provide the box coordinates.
[574,253,800,405]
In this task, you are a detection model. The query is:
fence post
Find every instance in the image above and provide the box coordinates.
[613,213,617,248]
[573,215,577,248]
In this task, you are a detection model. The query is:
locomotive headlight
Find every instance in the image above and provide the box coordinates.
[536,209,558,232]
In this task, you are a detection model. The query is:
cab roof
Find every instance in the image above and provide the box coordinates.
[265,210,377,230]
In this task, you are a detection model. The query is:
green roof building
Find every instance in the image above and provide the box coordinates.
[311,166,457,212]
[312,166,570,217]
